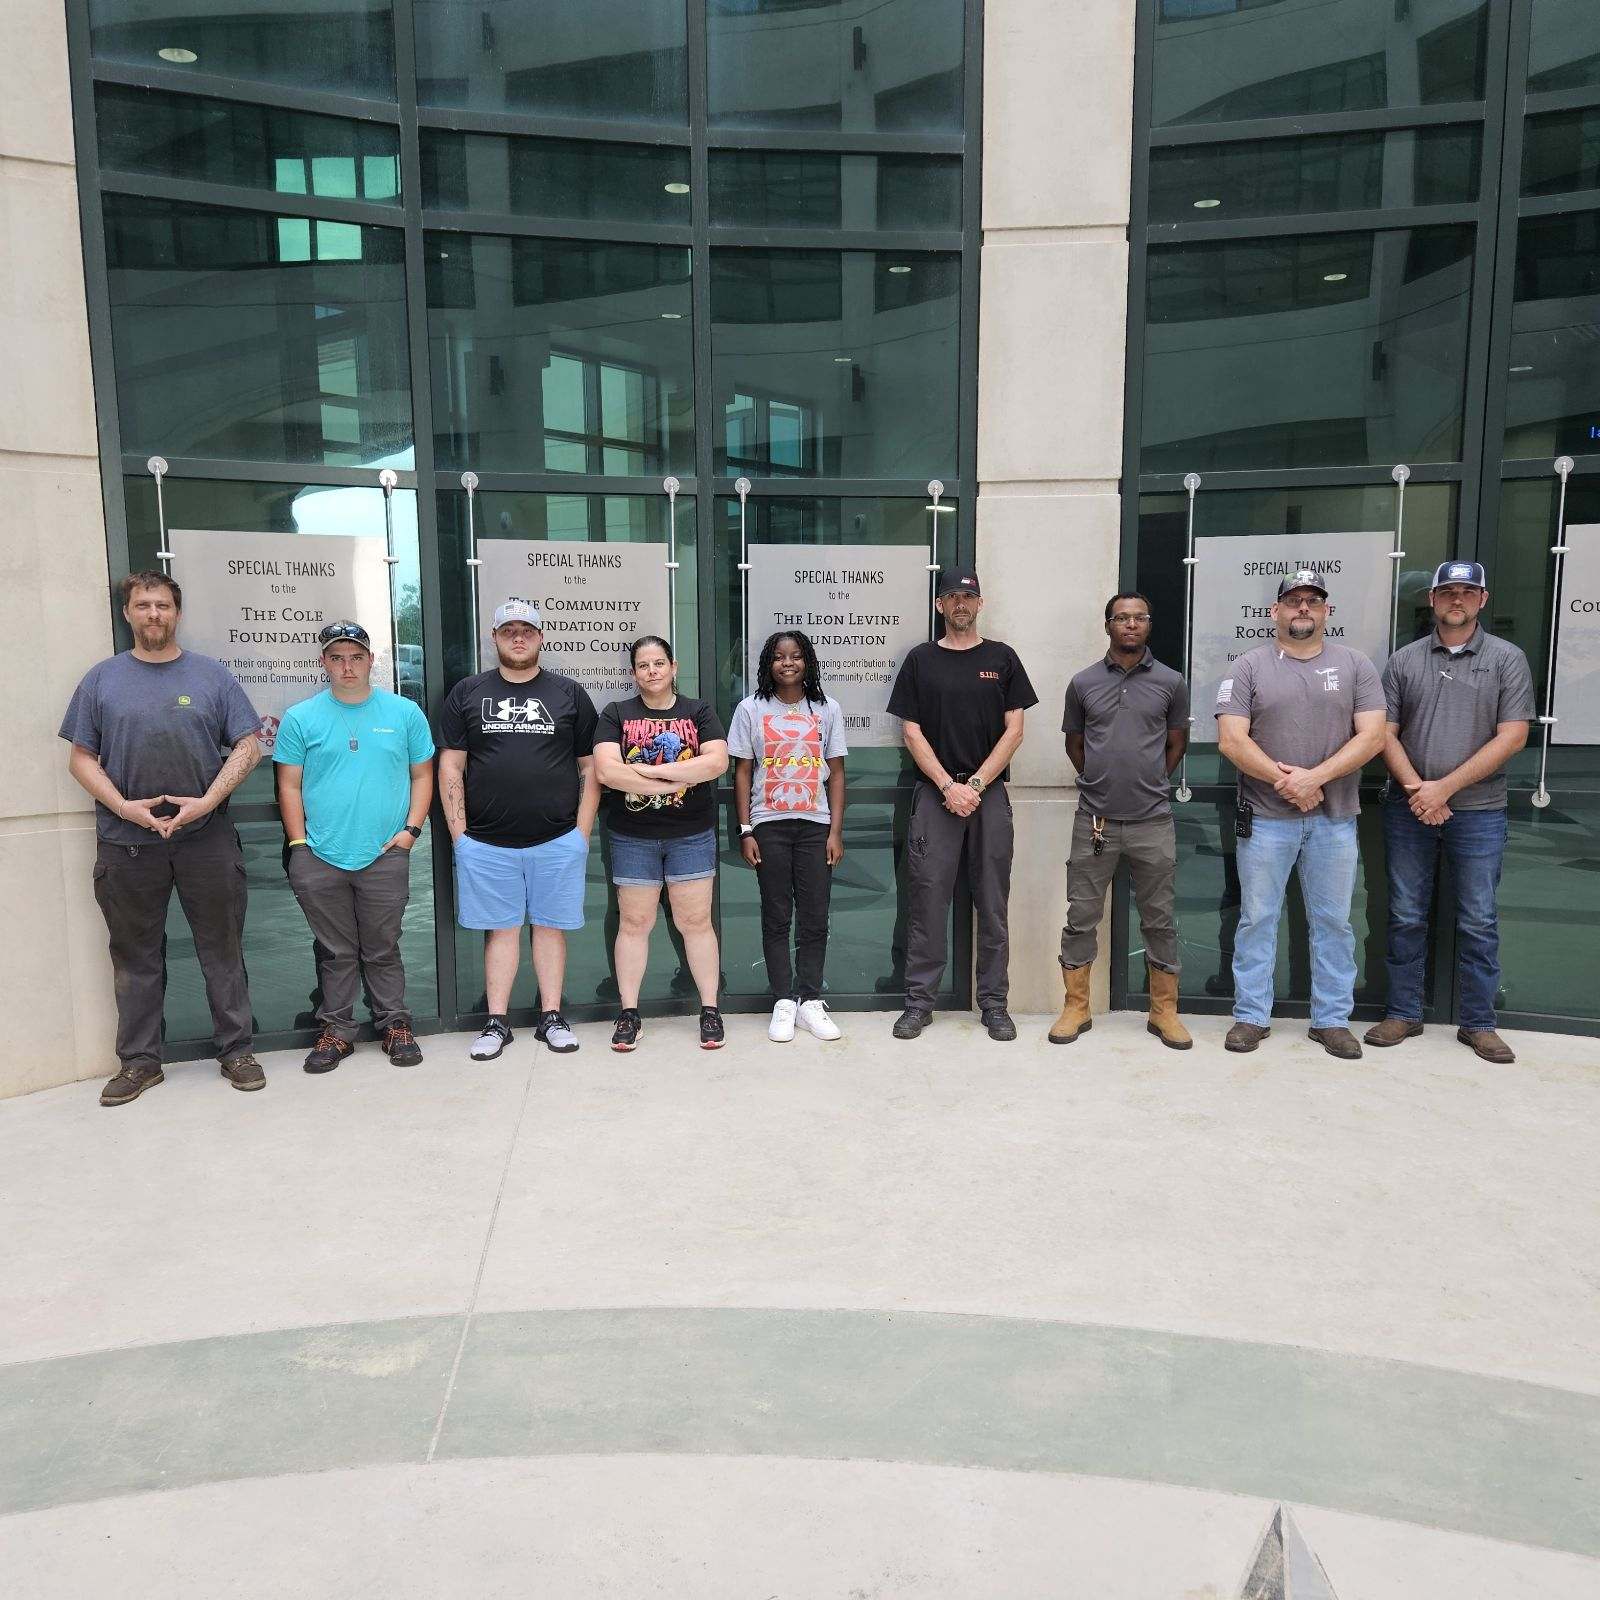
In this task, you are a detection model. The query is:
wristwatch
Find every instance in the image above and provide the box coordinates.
[739,823,755,837]
[403,823,422,839]
[968,775,986,795]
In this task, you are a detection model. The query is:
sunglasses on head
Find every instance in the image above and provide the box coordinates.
[319,622,370,647]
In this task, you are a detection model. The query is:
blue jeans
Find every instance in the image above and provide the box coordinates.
[1383,799,1507,1031]
[1232,814,1359,1030]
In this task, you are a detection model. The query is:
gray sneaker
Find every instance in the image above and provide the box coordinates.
[535,1010,579,1053]
[469,1017,513,1061]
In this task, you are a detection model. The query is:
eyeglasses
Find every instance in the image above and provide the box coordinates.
[1110,613,1151,624]
[318,621,370,647]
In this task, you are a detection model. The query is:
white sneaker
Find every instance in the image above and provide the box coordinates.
[797,999,842,1040]
[768,998,798,1042]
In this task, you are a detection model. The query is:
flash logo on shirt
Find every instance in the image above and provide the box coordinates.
[480,696,555,734]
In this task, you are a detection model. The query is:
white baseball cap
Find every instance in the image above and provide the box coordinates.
[493,597,542,629]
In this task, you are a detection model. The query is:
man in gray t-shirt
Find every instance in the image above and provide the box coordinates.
[59,571,265,1106]
[1366,560,1533,1065]
[1215,570,1387,1060]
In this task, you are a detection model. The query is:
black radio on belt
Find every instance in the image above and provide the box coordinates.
[1234,794,1254,839]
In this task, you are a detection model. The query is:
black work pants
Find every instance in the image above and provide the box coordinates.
[753,819,832,1001]
[91,821,253,1069]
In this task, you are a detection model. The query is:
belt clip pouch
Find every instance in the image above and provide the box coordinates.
[1234,794,1254,840]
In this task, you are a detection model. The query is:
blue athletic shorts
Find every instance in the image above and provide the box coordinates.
[454,829,589,930]
[607,826,718,888]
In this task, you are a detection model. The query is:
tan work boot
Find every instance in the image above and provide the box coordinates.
[1146,967,1192,1050]
[1048,965,1093,1044]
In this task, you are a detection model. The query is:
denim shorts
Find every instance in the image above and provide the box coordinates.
[608,826,718,888]
[454,828,589,930]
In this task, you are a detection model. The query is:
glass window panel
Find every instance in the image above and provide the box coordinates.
[426,233,693,475]
[1527,2,1600,94]
[413,0,687,123]
[420,130,691,224]
[1505,212,1600,459]
[1148,127,1481,223]
[710,250,959,478]
[1521,109,1600,198]
[96,86,402,204]
[88,0,396,99]
[104,195,412,469]
[708,152,962,231]
[708,0,964,135]
[1151,0,1487,127]
[1142,225,1475,472]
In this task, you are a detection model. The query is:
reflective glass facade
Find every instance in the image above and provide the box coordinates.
[1127,0,1600,1032]
[71,0,976,1051]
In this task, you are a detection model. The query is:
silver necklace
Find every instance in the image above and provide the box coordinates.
[332,696,364,751]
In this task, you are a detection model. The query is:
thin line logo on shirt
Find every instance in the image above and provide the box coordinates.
[480,696,555,734]
[1315,667,1341,692]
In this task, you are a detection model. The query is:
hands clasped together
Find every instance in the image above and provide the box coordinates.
[116,794,215,838]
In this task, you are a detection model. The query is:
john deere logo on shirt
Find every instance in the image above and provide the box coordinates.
[481,696,554,734]
[176,695,192,706]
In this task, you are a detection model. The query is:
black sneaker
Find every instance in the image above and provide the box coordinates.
[892,1008,931,1039]
[303,1031,355,1074]
[611,1008,643,1052]
[699,1007,725,1050]
[981,1008,1018,1042]
[535,1010,580,1053]
[100,1062,164,1106]
[383,1024,423,1067]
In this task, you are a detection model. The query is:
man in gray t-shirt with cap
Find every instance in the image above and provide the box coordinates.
[1365,560,1532,1065]
[1215,569,1386,1059]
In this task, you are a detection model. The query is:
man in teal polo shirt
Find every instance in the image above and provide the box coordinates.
[275,622,435,1073]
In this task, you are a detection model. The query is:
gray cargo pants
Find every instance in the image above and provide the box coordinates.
[1059,810,1180,974]
[904,780,1014,1012]
[287,846,413,1039]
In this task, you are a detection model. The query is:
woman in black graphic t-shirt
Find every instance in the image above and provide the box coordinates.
[593,636,728,1053]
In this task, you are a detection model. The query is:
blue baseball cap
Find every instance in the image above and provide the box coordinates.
[1430,561,1487,590]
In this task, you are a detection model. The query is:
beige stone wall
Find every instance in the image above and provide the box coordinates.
[977,0,1136,1017]
[0,2,116,1097]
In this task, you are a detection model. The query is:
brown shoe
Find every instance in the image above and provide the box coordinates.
[1457,1027,1516,1064]
[1048,964,1093,1044]
[100,1062,164,1106]
[1308,1026,1363,1060]
[220,1053,266,1091]
[1364,1018,1423,1048]
[1146,966,1192,1051]
[1224,1021,1270,1053]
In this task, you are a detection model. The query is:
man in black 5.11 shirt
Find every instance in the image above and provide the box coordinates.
[886,568,1038,1041]
[439,598,599,1059]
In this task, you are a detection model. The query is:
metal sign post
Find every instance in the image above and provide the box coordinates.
[1174,471,1201,804]
[1387,463,1410,655]
[461,470,481,671]
[377,467,402,686]
[926,478,951,638]
[663,476,681,636]
[147,456,172,574]
[735,476,752,693]
[1532,454,1576,811]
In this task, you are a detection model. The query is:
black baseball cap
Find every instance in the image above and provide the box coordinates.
[1430,560,1487,590]
[936,567,981,598]
[318,620,371,650]
[1276,569,1329,600]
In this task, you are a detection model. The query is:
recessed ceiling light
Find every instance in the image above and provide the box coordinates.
[660,312,682,319]
[888,265,911,274]
[157,46,197,63]
[1322,272,1348,282]
[1509,364,1534,373]
[663,182,690,195]
[1192,198,1221,209]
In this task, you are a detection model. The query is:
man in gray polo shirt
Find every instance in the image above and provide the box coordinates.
[1215,569,1386,1058]
[1366,560,1532,1064]
[1050,591,1191,1049]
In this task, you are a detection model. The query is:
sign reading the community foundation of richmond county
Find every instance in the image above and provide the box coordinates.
[473,540,670,707]
[1189,530,1396,734]
[746,543,929,746]
[167,528,395,753]
[1553,524,1600,746]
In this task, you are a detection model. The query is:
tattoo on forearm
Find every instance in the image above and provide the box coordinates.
[209,737,260,802]
[443,773,466,828]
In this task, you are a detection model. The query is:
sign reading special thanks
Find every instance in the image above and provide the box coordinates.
[746,543,929,746]
[1553,524,1600,746]
[167,528,395,753]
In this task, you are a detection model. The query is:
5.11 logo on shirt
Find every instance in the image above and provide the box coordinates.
[480,695,555,734]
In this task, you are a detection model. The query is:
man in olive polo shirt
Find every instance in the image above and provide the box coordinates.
[1051,591,1191,1049]
[1366,561,1533,1063]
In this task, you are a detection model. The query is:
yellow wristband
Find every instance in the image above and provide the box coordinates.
[287,838,307,847]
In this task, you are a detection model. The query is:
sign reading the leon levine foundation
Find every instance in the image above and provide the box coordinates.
[746,543,928,746]
[474,539,670,707]
[1189,530,1396,733]
[1553,523,1600,746]
[167,528,395,753]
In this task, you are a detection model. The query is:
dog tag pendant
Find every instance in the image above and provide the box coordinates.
[348,738,359,750]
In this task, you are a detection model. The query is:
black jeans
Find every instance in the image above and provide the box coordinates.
[753,819,832,1000]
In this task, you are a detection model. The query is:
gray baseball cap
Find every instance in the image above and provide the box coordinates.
[493,597,543,629]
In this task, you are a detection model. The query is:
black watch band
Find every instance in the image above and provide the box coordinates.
[403,823,422,839]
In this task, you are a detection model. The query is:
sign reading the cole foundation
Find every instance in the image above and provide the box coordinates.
[1553,524,1600,746]
[746,543,928,746]
[1190,531,1396,732]
[168,529,395,752]
[474,540,670,706]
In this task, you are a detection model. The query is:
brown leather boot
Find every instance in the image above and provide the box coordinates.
[1048,965,1092,1044]
[1146,967,1192,1051]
